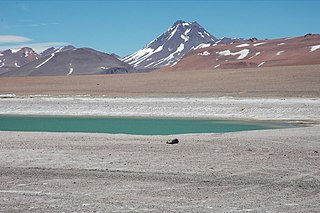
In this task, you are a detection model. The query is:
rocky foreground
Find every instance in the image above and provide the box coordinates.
[0,126,319,212]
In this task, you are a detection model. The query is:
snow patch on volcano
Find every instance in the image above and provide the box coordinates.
[217,49,250,60]
[310,45,320,52]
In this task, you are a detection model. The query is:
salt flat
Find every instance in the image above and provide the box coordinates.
[0,96,320,121]
[0,126,319,212]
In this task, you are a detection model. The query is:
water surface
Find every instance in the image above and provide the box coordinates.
[0,116,291,135]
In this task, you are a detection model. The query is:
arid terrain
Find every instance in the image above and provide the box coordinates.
[2,0,319,211]
[0,126,319,212]
[161,34,320,71]
[0,65,319,97]
[0,64,320,212]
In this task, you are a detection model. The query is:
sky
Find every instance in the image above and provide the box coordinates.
[0,0,319,57]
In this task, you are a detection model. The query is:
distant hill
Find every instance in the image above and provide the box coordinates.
[159,34,320,71]
[1,20,319,77]
[1,48,134,77]
[0,47,38,74]
[39,45,76,57]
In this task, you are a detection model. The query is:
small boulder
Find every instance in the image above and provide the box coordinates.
[166,138,179,144]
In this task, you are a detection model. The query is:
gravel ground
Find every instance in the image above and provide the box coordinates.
[1,96,320,121]
[0,126,319,212]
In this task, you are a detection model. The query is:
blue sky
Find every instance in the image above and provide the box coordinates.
[0,0,319,56]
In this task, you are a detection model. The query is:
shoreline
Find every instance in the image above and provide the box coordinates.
[1,96,319,122]
[0,112,316,124]
[1,93,319,211]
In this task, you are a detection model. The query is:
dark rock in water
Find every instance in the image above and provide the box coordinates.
[166,138,179,144]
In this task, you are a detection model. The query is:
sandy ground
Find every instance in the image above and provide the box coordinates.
[0,126,319,212]
[0,96,320,121]
[0,65,319,97]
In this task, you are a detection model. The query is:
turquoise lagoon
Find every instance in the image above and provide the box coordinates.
[0,116,292,135]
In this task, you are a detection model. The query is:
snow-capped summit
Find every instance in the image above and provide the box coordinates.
[0,47,39,74]
[122,20,218,70]
[0,46,77,74]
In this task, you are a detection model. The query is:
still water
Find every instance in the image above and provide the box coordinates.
[0,116,291,135]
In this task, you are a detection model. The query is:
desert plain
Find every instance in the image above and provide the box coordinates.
[0,65,320,212]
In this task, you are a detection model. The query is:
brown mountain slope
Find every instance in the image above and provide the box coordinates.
[0,65,319,97]
[159,34,320,71]
[1,48,134,77]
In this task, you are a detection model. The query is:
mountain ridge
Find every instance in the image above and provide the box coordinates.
[159,34,320,71]
[1,47,134,77]
[1,20,319,77]
[121,20,243,70]
[0,47,39,74]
